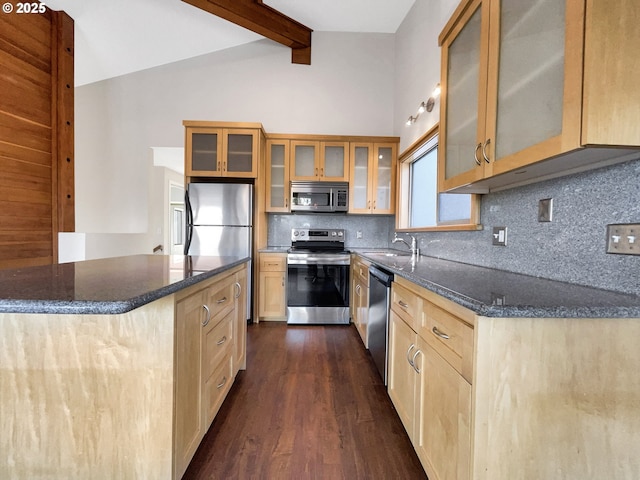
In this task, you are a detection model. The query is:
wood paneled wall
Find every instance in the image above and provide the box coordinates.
[0,8,74,269]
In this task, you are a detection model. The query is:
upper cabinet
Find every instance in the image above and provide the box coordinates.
[349,142,397,214]
[290,140,350,182]
[266,139,290,212]
[265,134,399,214]
[184,121,264,179]
[439,0,640,193]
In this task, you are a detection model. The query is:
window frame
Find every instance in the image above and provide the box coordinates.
[396,124,482,232]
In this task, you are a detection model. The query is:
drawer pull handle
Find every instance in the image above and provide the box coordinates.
[432,326,450,340]
[411,350,421,374]
[398,300,409,309]
[202,305,211,327]
[355,284,361,296]
[234,282,241,299]
[406,344,415,366]
[216,335,227,345]
[216,296,228,304]
[217,376,227,389]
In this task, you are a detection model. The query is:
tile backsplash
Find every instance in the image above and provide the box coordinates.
[268,156,640,295]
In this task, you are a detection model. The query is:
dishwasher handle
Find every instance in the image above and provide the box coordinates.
[369,265,393,286]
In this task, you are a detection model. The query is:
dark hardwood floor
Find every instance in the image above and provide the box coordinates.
[183,322,427,480]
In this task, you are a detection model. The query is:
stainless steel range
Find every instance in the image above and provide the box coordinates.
[287,228,350,325]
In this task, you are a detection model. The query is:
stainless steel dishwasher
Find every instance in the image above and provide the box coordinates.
[368,264,394,385]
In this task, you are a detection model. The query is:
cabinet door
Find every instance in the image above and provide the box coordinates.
[290,141,319,180]
[486,0,576,176]
[174,290,205,479]
[266,140,290,212]
[186,127,223,176]
[233,267,248,372]
[320,141,349,181]
[223,129,258,178]
[439,0,490,191]
[371,143,396,214]
[416,339,471,480]
[349,143,372,213]
[259,271,286,318]
[387,311,418,440]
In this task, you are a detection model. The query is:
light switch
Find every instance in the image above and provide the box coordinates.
[492,226,507,246]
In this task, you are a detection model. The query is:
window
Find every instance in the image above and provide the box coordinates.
[397,124,480,231]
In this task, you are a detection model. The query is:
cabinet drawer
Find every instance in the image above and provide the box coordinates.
[203,310,233,379]
[206,274,236,321]
[260,254,286,272]
[422,300,473,383]
[391,282,419,331]
[356,260,369,285]
[203,352,234,427]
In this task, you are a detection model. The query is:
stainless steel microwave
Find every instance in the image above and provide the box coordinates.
[290,181,349,213]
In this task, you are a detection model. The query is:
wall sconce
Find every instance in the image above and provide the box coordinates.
[406,83,441,126]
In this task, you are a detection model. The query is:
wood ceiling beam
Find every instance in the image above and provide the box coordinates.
[182,0,313,64]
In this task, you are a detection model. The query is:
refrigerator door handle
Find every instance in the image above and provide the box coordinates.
[184,189,193,255]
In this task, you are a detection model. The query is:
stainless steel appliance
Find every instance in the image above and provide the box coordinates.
[287,228,350,324]
[290,181,349,213]
[368,264,394,385]
[184,182,253,319]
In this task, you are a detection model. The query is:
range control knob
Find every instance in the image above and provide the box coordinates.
[293,230,299,237]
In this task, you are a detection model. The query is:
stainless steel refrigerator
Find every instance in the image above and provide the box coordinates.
[185,182,253,319]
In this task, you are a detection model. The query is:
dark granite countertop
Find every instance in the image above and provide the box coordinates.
[354,250,640,318]
[0,254,249,315]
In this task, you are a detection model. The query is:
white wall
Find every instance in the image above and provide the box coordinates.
[393,0,459,151]
[74,33,396,252]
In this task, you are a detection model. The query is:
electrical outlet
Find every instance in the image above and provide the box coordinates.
[538,198,553,222]
[606,224,640,255]
[356,230,363,239]
[492,226,507,246]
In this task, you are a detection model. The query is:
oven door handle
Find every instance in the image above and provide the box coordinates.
[287,257,350,266]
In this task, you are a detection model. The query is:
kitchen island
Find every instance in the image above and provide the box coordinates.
[353,250,640,480]
[0,254,249,480]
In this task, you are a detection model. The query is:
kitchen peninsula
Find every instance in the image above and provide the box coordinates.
[0,254,249,479]
[354,251,640,480]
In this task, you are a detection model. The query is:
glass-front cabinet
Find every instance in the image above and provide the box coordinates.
[184,122,262,179]
[290,140,349,182]
[349,142,396,215]
[438,0,639,193]
[266,139,290,212]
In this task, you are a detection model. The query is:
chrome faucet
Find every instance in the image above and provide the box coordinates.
[393,232,420,257]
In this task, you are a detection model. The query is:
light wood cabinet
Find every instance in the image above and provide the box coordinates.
[258,253,287,320]
[349,143,397,214]
[290,140,350,182]
[233,266,248,373]
[174,263,247,479]
[350,256,370,346]
[174,288,206,478]
[266,139,290,212]
[387,276,473,480]
[184,121,264,179]
[439,0,640,193]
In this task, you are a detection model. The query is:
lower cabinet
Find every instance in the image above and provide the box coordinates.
[258,252,287,320]
[387,276,473,480]
[350,256,370,346]
[174,263,247,479]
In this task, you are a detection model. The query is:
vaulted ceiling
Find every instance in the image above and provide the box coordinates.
[43,0,416,86]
